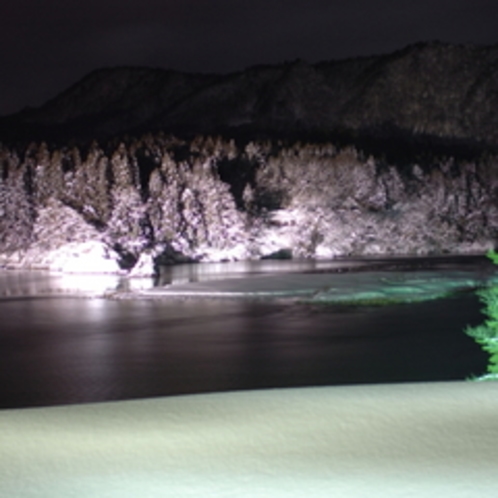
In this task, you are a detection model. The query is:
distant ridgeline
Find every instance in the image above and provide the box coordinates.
[1,42,498,273]
[2,42,498,150]
[0,133,497,274]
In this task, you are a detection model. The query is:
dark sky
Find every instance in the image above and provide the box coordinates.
[1,0,497,116]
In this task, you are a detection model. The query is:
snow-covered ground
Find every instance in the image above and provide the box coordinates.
[1,381,497,497]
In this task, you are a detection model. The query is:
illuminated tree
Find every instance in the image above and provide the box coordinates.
[0,151,35,252]
[465,250,498,380]
[106,144,150,261]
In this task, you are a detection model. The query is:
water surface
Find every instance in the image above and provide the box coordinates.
[0,257,491,408]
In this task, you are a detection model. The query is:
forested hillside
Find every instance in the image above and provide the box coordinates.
[1,134,497,273]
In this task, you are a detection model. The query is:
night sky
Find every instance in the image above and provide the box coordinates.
[1,0,497,116]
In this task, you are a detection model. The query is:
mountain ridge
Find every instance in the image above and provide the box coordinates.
[3,41,498,149]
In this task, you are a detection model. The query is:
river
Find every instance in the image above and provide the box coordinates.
[0,256,491,408]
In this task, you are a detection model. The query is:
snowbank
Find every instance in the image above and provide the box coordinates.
[46,241,122,273]
[1,382,497,497]
[2,241,122,274]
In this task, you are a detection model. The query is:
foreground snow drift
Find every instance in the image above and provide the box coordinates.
[1,382,497,498]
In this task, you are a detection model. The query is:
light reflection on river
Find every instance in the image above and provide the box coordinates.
[0,259,367,297]
[0,257,491,408]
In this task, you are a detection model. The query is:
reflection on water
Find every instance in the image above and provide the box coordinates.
[0,270,124,297]
[1,255,493,298]
[156,258,369,284]
[465,286,498,381]
[0,259,368,298]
